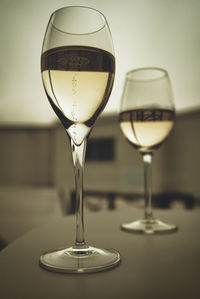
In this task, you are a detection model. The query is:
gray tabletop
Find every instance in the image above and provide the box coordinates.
[0,208,199,299]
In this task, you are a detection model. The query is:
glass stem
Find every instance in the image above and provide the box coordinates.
[71,138,87,248]
[141,152,154,220]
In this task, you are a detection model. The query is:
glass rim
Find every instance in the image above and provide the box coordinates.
[49,6,107,36]
[125,67,169,82]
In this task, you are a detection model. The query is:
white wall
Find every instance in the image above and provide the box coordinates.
[0,0,200,125]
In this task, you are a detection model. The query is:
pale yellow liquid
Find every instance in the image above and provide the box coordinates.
[120,120,174,150]
[119,109,174,151]
[42,70,112,144]
[42,70,110,123]
[41,46,115,145]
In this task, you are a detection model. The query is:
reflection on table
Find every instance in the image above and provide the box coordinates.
[63,189,196,214]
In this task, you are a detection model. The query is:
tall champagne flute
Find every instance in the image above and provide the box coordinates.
[40,6,120,273]
[119,68,177,234]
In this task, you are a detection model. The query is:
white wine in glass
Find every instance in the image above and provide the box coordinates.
[40,6,120,273]
[119,68,177,234]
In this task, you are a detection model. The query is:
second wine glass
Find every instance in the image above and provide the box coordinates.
[39,6,120,273]
[119,67,177,234]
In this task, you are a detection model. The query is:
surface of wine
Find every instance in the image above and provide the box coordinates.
[41,46,115,144]
[119,109,175,151]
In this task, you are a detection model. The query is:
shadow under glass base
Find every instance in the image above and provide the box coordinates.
[39,245,121,274]
[121,218,177,234]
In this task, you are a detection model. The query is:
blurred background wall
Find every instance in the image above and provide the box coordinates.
[0,110,199,198]
[0,0,200,245]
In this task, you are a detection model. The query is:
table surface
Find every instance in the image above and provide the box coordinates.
[0,208,200,299]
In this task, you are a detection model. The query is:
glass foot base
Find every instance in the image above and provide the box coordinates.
[39,245,121,274]
[121,218,177,234]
